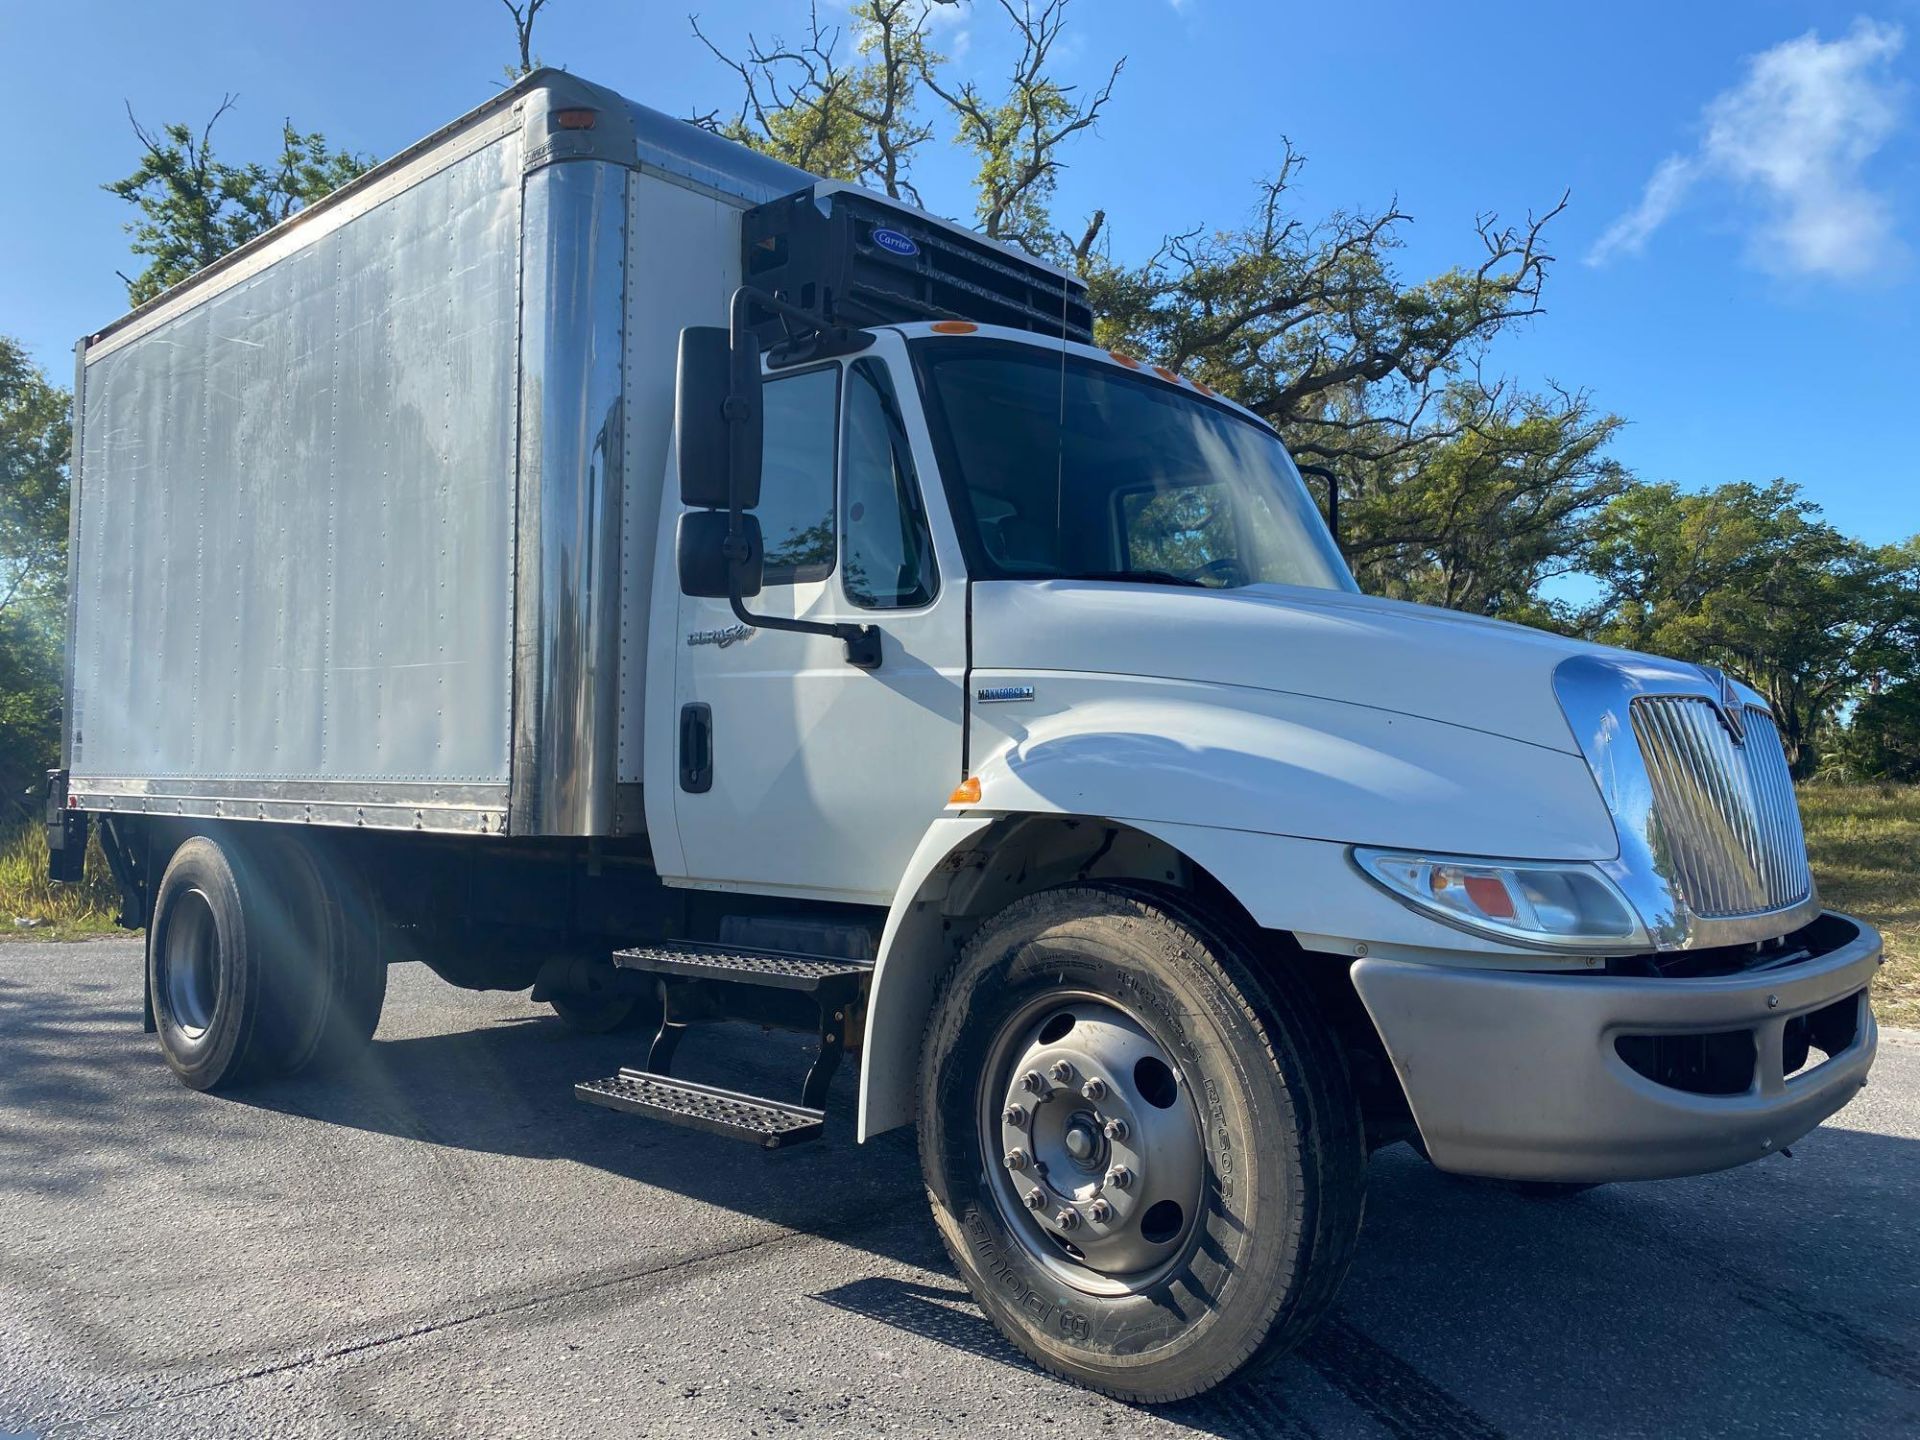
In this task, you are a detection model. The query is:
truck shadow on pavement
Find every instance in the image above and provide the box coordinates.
[6,969,1916,1438]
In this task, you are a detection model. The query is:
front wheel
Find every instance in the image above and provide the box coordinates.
[918,885,1367,1403]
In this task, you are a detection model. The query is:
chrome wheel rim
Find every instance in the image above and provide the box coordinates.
[979,991,1206,1295]
[163,887,220,1039]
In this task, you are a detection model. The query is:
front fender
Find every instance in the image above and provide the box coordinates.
[857,682,1618,1140]
[859,813,994,1140]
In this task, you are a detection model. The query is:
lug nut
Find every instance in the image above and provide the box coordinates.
[1083,1076,1108,1101]
[1021,1070,1050,1097]
[1103,1117,1130,1143]
[1049,1059,1075,1084]
[1023,1188,1048,1210]
[1104,1165,1132,1189]
[1054,1207,1081,1231]
[1004,1148,1029,1172]
[1003,1104,1028,1128]
[1087,1198,1113,1223]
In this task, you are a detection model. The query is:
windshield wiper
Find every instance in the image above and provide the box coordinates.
[1057,569,1209,589]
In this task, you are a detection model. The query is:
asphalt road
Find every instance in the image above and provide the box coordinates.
[2,937,1916,1439]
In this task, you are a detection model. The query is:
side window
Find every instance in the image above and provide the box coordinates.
[758,367,838,584]
[841,360,938,609]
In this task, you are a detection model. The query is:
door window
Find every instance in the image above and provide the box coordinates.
[841,360,938,609]
[758,367,839,584]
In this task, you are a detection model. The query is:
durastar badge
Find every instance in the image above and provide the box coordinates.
[688,624,754,649]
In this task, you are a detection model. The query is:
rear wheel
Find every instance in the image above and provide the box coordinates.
[150,835,298,1090]
[919,884,1367,1403]
[149,831,385,1089]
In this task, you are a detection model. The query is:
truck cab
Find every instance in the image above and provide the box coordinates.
[50,69,1881,1405]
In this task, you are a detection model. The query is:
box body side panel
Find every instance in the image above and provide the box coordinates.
[71,135,522,790]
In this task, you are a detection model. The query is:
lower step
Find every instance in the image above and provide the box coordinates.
[576,1069,826,1149]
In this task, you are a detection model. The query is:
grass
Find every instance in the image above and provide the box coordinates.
[1802,783,1920,1028]
[0,822,125,940]
[0,786,1912,1021]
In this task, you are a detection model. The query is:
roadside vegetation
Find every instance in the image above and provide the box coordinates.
[0,824,121,940]
[1802,783,1919,1027]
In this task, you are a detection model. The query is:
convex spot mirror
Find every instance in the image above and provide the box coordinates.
[677,510,763,599]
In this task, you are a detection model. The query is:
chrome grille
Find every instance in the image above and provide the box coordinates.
[1629,697,1812,918]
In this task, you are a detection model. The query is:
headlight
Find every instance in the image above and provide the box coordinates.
[1351,848,1648,951]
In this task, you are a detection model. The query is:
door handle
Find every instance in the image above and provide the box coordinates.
[679,703,713,793]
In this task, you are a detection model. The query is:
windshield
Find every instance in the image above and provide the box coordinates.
[910,338,1356,592]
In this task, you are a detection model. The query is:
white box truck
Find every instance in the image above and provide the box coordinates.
[47,71,1882,1401]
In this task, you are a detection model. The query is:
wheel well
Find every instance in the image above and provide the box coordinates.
[861,814,1411,1147]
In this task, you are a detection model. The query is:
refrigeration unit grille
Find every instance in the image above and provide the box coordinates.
[740,186,1093,348]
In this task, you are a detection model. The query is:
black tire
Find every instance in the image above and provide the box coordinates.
[149,834,308,1091]
[149,831,385,1089]
[918,884,1367,1403]
[294,843,388,1072]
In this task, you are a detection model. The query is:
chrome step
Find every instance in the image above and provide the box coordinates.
[575,1068,826,1149]
[611,941,873,999]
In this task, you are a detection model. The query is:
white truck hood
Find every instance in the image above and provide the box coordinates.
[970,580,1617,754]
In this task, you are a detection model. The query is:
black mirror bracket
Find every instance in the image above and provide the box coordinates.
[719,284,882,673]
[726,594,881,670]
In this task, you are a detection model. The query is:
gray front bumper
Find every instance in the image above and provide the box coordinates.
[1351,912,1882,1183]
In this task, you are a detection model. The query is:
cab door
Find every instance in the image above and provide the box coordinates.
[664,341,968,904]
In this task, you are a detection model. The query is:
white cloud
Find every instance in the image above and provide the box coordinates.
[1588,19,1908,278]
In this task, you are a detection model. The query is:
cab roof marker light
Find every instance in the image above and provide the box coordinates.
[949,776,982,806]
[1108,351,1141,369]
[1352,847,1649,952]
[1152,365,1181,384]
[930,320,978,334]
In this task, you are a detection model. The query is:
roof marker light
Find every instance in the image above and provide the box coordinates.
[930,320,978,334]
[1153,365,1180,383]
[949,777,982,805]
[1108,351,1141,369]
[553,108,599,130]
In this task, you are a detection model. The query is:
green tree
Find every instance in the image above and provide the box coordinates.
[1342,384,1628,621]
[693,1,948,204]
[105,97,371,306]
[1581,483,1920,774]
[0,338,72,823]
[1834,682,1920,784]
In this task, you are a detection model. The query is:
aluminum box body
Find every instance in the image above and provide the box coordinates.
[64,72,810,836]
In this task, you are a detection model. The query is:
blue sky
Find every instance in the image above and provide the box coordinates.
[2,1,1915,547]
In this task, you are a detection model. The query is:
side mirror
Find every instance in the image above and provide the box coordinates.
[675,326,762,511]
[677,510,763,599]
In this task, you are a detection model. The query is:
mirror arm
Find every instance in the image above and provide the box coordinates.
[722,285,882,672]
